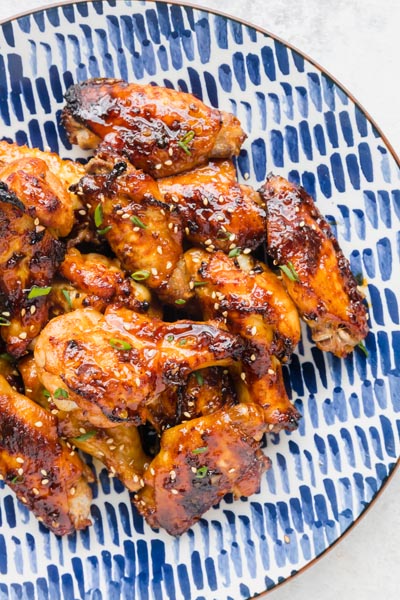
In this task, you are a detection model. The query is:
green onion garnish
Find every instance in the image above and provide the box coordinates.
[27,286,52,299]
[42,390,51,398]
[131,270,150,281]
[130,216,147,229]
[73,430,97,443]
[0,352,13,361]
[97,225,112,235]
[175,299,186,305]
[62,289,73,308]
[166,334,174,342]
[196,466,208,478]
[193,281,208,287]
[357,342,368,357]
[0,316,11,327]
[109,338,132,351]
[177,130,195,155]
[54,388,69,399]
[228,248,241,258]
[194,371,204,386]
[279,261,299,282]
[192,446,208,455]
[94,203,103,228]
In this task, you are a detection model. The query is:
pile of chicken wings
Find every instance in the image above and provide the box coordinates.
[0,78,368,536]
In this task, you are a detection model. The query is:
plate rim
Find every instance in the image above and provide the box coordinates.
[0,1,399,598]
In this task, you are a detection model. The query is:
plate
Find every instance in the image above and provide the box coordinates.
[0,1,399,598]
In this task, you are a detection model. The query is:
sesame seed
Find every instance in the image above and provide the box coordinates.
[218,195,224,203]
[243,248,251,254]
[139,478,144,487]
[240,372,246,381]
[205,238,212,246]
[41,478,49,485]
[30,305,36,315]
[170,470,176,480]
[32,487,40,496]
[16,457,24,464]
[251,326,257,335]
[164,159,173,166]
[215,214,224,221]
[135,377,141,387]
[160,209,166,216]
[70,487,76,496]
[133,227,140,232]
[185,227,190,236]
[168,222,173,230]
[34,218,40,226]
[151,268,158,276]
[51,409,59,415]
[18,332,27,340]
[268,423,275,431]
[35,225,45,233]
[78,209,87,216]
[109,445,116,451]
[79,428,86,434]
[228,468,236,473]
[173,225,179,233]
[214,303,220,310]
[40,469,47,476]
[183,411,191,418]
[222,311,228,318]
[189,281,194,290]
[20,496,27,503]
[250,354,256,361]
[211,291,216,299]
[155,163,162,170]
[244,172,250,180]
[133,475,139,482]
[191,466,197,473]
[171,195,179,203]
[170,489,178,495]
[157,246,163,255]
[168,147,174,156]
[1,311,10,317]
[187,401,194,407]
[17,468,24,476]
[299,220,305,227]
[34,421,43,428]
[122,213,130,219]
[70,451,75,456]
[106,438,114,445]
[268,368,275,376]
[21,308,26,317]
[202,198,209,206]
[150,467,155,476]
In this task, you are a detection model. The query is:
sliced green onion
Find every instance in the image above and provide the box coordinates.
[0,352,13,362]
[357,342,368,357]
[177,130,195,155]
[131,270,150,281]
[192,446,208,455]
[175,299,186,305]
[130,215,147,229]
[27,286,52,299]
[0,316,11,326]
[196,466,208,478]
[109,338,132,351]
[62,289,73,308]
[94,203,103,228]
[166,334,174,342]
[194,371,204,386]
[42,389,51,398]
[193,281,208,288]
[54,387,69,399]
[97,225,112,235]
[11,474,24,485]
[73,430,97,443]
[279,261,299,282]
[178,338,187,346]
[228,247,241,258]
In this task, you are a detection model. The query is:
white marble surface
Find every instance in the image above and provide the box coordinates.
[0,1,399,599]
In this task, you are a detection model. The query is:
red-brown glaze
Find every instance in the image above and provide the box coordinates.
[260,175,369,356]
[62,78,246,177]
[134,402,270,535]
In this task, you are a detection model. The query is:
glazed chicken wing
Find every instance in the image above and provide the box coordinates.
[62,78,246,178]
[0,183,65,357]
[260,175,369,356]
[50,247,161,317]
[0,140,85,238]
[19,355,149,492]
[73,160,192,304]
[0,374,93,535]
[159,160,266,253]
[134,402,270,536]
[34,306,244,429]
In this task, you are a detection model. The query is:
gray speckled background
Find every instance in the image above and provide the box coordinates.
[0,1,399,599]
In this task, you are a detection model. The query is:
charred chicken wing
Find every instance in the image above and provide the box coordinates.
[159,159,266,253]
[0,374,93,535]
[260,175,369,356]
[0,183,65,357]
[134,402,269,535]
[62,78,246,177]
[34,306,244,429]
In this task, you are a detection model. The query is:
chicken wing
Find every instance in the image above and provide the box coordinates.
[0,374,93,535]
[0,183,65,357]
[73,159,192,304]
[259,175,369,356]
[0,140,85,238]
[158,159,266,253]
[34,306,244,429]
[134,402,269,535]
[62,78,246,178]
[18,355,149,492]
[50,247,161,317]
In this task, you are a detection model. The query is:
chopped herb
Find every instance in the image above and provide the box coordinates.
[109,338,132,351]
[10,474,24,485]
[94,203,103,228]
[0,352,13,362]
[62,289,73,308]
[54,388,69,399]
[193,281,207,287]
[279,261,299,282]
[97,225,112,235]
[27,286,52,299]
[130,215,147,229]
[194,371,204,386]
[177,130,195,155]
[131,270,150,281]
[192,446,208,455]
[73,430,97,443]
[228,247,241,258]
[166,334,174,342]
[0,317,11,327]
[196,466,208,478]
[42,389,51,398]
[178,338,187,346]
[357,342,368,357]
[175,299,186,305]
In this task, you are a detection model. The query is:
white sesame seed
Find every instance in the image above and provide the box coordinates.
[189,281,194,290]
[185,227,190,236]
[244,172,250,180]
[34,421,43,428]
[299,220,305,227]
[228,467,236,473]
[16,457,24,464]
[168,147,174,156]
[243,248,251,254]
[157,246,163,255]
[250,354,256,361]
[40,469,47,476]
[151,268,158,276]
[122,213,130,219]
[183,411,191,418]
[109,445,116,451]
[222,311,228,318]
[30,305,36,315]
[205,238,212,246]
[135,377,141,387]
[20,308,26,317]
[251,326,257,336]
[78,209,87,216]
[70,487,76,496]
[20,496,27,503]
[18,332,27,340]
[79,428,86,434]
[170,489,178,495]
[41,478,49,485]
[35,225,45,233]
[164,160,173,166]
[32,487,40,496]
[214,303,220,310]
[268,368,275,375]
[150,467,156,476]
[17,468,24,476]
[240,372,246,381]
[106,438,114,445]
[155,163,162,170]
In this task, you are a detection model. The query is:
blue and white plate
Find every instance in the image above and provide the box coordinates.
[0,2,399,599]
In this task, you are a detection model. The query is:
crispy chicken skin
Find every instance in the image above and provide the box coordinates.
[0,140,85,237]
[260,175,369,357]
[73,160,191,303]
[19,355,149,492]
[0,374,93,535]
[134,402,270,536]
[34,306,244,429]
[159,160,266,253]
[0,183,65,357]
[62,78,246,178]
[50,247,161,317]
